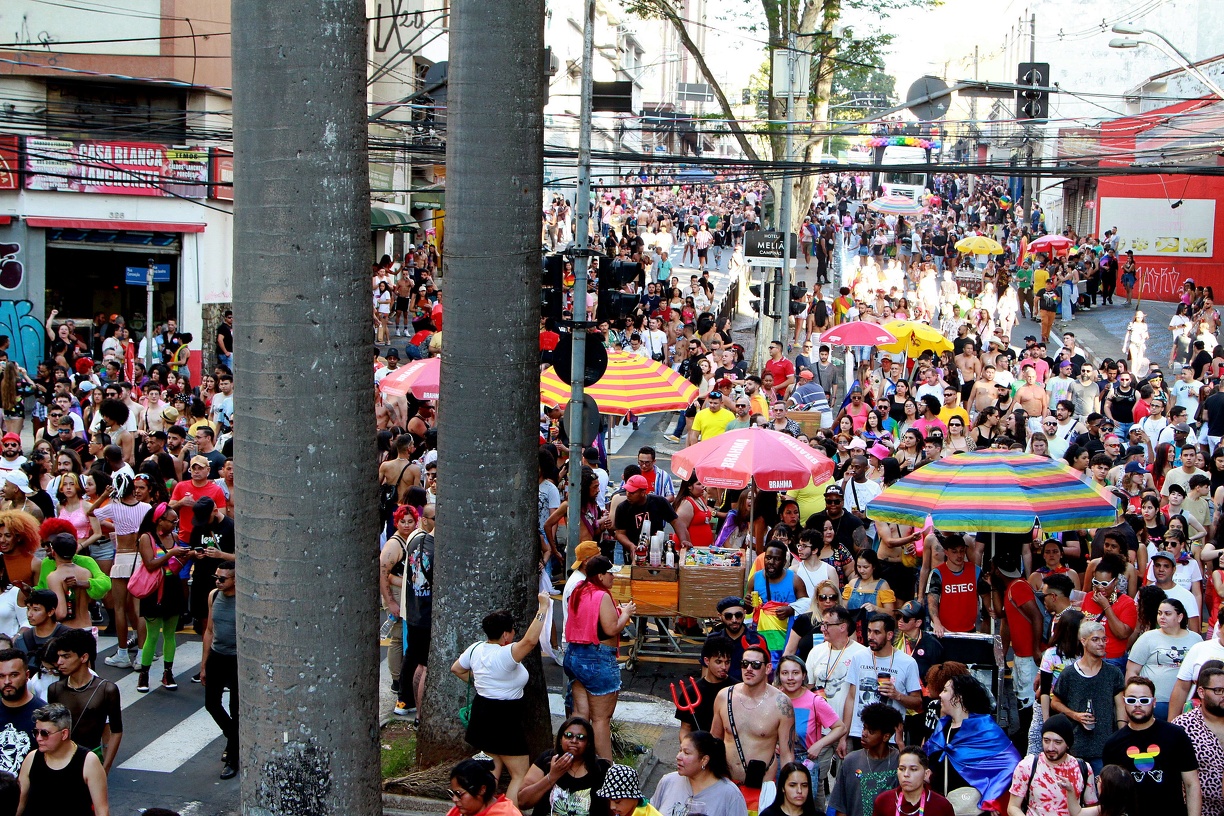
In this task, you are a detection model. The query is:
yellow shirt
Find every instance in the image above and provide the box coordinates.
[789,476,834,523]
[1033,267,1050,292]
[691,406,734,441]
[938,406,970,429]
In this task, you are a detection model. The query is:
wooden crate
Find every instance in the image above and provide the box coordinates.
[630,579,679,616]
[678,564,747,618]
[611,572,632,605]
[789,410,827,437]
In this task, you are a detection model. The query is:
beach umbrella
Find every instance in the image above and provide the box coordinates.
[1028,234,1074,254]
[878,319,954,356]
[671,428,835,490]
[819,321,897,347]
[540,351,698,416]
[378,357,439,400]
[867,195,925,216]
[866,450,1118,534]
[954,235,1004,255]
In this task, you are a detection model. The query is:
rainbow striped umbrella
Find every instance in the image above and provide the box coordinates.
[867,450,1117,533]
[540,351,699,416]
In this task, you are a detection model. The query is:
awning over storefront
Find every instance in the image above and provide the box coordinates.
[371,206,418,232]
[25,217,206,233]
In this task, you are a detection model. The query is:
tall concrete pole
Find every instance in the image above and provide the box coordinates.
[231,1,379,813]
[418,0,551,763]
[773,32,797,342]
[565,0,596,568]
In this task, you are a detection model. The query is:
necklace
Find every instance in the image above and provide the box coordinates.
[896,790,927,816]
[736,687,765,711]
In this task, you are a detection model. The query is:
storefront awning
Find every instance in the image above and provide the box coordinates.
[25,217,206,233]
[371,206,417,232]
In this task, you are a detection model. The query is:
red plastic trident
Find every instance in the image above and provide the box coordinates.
[670,677,703,728]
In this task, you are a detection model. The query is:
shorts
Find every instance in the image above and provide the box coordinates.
[110,551,140,580]
[563,642,621,696]
[90,538,116,562]
[2,401,22,421]
[394,296,411,312]
[697,247,708,259]
[1013,654,1037,708]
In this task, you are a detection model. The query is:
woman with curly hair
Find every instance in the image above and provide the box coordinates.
[0,509,41,586]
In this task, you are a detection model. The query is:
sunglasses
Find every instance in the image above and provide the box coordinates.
[1090,578,1113,588]
[740,659,765,670]
[818,594,838,601]
[722,611,744,620]
[447,789,471,800]
[1123,696,1153,706]
[562,731,588,741]
[33,728,62,739]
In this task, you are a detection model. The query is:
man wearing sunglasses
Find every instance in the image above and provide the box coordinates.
[1102,676,1201,816]
[711,597,765,683]
[710,643,795,804]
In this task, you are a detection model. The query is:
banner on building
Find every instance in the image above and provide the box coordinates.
[0,136,17,191]
[24,138,208,198]
[210,148,233,202]
[1099,196,1216,258]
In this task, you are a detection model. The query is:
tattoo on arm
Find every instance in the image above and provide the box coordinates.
[777,694,794,716]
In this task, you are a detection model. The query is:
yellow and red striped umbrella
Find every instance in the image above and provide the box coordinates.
[540,351,699,416]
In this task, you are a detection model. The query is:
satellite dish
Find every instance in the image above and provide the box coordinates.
[906,75,950,121]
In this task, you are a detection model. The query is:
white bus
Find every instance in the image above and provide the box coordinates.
[879,145,928,201]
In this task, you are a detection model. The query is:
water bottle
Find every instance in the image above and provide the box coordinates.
[1083,699,1095,732]
[379,614,396,640]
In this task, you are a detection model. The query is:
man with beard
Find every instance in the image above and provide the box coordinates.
[748,541,809,668]
[709,597,765,683]
[839,614,922,756]
[0,648,43,776]
[1174,666,1224,816]
[1006,714,1097,816]
[1103,676,1200,816]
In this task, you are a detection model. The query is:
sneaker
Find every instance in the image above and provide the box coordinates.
[663,434,681,444]
[390,679,400,693]
[104,652,131,669]
[162,669,178,690]
[392,702,415,717]
[136,668,150,693]
[220,764,237,780]
[191,673,202,684]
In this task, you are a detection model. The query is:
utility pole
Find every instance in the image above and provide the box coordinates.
[773,32,797,343]
[1022,13,1036,216]
[419,0,551,763]
[231,1,379,813]
[144,257,155,370]
[564,0,596,570]
[968,46,978,198]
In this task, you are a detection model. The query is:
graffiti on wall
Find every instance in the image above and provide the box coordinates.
[0,243,22,290]
[0,300,44,375]
[1135,265,1187,301]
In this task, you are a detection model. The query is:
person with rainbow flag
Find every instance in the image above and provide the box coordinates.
[748,541,808,672]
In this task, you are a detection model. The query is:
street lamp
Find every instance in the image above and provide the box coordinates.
[1108,25,1224,100]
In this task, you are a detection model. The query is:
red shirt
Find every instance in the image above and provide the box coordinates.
[872,789,955,816]
[170,479,228,541]
[1004,579,1040,657]
[933,563,980,633]
[1080,592,1138,659]
[764,357,795,388]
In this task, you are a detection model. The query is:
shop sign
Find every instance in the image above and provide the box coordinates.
[0,136,17,191]
[25,138,208,198]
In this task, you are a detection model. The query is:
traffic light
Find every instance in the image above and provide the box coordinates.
[748,281,781,319]
[542,253,564,321]
[594,256,642,322]
[1016,62,1049,121]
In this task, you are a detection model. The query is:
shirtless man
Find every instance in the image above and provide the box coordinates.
[954,343,982,403]
[394,268,415,336]
[968,364,1000,414]
[137,383,171,435]
[407,402,434,440]
[1015,364,1048,420]
[379,433,421,508]
[44,534,93,630]
[710,643,795,796]
[375,386,395,431]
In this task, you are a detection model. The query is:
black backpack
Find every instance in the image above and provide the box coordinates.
[1019,754,1090,813]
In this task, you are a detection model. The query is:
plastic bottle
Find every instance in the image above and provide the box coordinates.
[379,614,396,640]
[665,542,676,569]
[649,535,662,567]
[635,520,651,566]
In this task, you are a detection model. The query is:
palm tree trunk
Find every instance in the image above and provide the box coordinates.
[416,0,551,766]
[232,2,379,813]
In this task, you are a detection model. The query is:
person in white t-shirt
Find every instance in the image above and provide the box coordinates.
[1168,619,1224,716]
[452,592,551,804]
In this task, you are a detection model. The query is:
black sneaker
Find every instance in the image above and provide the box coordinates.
[391,679,400,693]
[220,764,237,780]
[191,673,202,684]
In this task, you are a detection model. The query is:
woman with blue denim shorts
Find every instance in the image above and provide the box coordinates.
[563,555,635,761]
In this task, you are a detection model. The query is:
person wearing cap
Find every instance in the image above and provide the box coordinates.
[687,390,733,447]
[804,485,865,555]
[1,471,42,521]
[711,597,766,683]
[1006,713,1096,816]
[169,454,228,551]
[0,433,24,474]
[596,763,663,816]
[613,474,686,559]
[789,371,830,416]
[995,554,1044,738]
[894,601,943,681]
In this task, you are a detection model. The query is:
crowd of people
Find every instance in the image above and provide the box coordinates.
[0,307,243,814]
[400,173,1224,816]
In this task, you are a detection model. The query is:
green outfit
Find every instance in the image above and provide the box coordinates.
[34,555,112,600]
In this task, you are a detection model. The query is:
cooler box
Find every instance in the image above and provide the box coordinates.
[678,564,746,618]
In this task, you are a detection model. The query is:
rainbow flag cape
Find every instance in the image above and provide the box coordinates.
[752,601,792,669]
